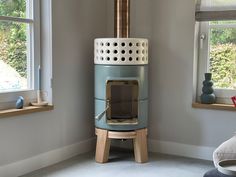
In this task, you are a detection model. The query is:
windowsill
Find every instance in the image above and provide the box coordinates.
[0,105,54,118]
[192,102,236,112]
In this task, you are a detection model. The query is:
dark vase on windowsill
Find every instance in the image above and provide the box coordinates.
[201,73,216,104]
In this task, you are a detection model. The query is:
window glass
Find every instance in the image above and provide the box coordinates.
[209,24,236,89]
[209,0,236,7]
[0,21,29,91]
[210,20,236,25]
[198,0,236,11]
[0,0,26,18]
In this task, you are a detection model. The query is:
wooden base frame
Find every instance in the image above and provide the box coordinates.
[95,128,148,163]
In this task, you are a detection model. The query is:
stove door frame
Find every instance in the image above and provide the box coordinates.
[106,79,139,125]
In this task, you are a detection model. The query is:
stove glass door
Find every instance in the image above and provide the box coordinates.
[106,80,138,125]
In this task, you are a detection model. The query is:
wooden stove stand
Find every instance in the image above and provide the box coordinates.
[95,128,148,163]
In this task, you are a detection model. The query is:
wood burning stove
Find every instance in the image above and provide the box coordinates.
[94,0,149,163]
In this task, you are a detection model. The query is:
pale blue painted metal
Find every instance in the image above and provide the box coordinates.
[94,65,148,131]
[95,99,148,131]
[95,65,148,100]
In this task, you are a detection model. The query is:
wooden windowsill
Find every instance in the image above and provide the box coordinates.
[192,102,236,112]
[0,105,54,118]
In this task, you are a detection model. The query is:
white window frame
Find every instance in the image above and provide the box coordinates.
[197,21,236,104]
[0,0,40,109]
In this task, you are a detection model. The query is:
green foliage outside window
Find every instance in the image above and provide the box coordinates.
[210,27,236,89]
[211,28,236,46]
[210,44,236,89]
[0,0,27,77]
[0,0,26,17]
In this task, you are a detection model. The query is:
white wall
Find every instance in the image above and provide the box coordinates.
[0,0,236,175]
[108,0,236,155]
[0,0,107,169]
[124,0,236,148]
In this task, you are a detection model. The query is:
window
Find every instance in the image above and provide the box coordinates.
[196,0,236,104]
[0,0,40,108]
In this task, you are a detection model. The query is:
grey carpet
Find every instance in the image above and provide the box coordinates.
[21,148,213,177]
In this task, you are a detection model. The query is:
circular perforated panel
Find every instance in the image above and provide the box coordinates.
[94,38,148,65]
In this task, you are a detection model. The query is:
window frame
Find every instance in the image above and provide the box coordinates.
[197,21,236,104]
[0,0,40,108]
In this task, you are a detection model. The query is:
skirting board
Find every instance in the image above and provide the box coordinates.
[148,139,215,161]
[112,139,215,161]
[0,138,96,177]
[0,138,215,177]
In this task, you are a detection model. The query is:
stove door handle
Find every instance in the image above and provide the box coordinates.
[95,101,110,120]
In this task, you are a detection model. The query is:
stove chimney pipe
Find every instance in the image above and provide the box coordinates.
[114,0,130,38]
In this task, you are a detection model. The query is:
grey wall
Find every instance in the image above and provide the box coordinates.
[122,0,236,147]
[0,0,107,166]
[0,0,235,169]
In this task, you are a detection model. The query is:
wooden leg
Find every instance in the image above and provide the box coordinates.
[95,128,111,163]
[133,129,148,163]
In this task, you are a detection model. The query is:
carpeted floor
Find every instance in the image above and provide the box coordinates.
[21,148,214,177]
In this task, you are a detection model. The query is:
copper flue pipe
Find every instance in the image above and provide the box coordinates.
[114,0,130,38]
